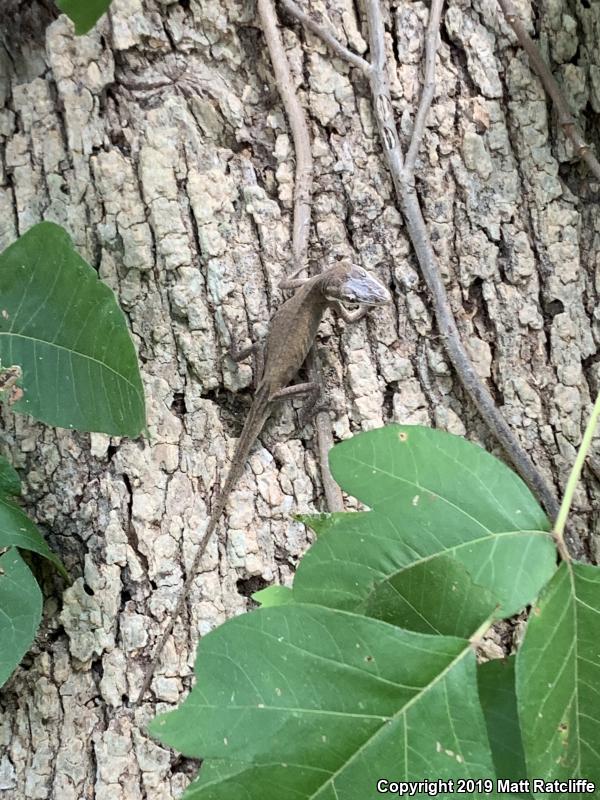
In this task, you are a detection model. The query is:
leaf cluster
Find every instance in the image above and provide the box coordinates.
[150,426,600,799]
[0,222,145,687]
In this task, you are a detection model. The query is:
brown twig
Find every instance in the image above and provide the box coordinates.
[404,0,444,176]
[281,0,560,521]
[280,0,371,76]
[258,0,313,270]
[258,0,344,512]
[497,0,600,182]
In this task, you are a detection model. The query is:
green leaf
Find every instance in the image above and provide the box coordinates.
[55,0,113,34]
[150,605,495,799]
[0,223,145,436]
[294,426,555,620]
[517,562,600,792]
[364,554,496,637]
[294,512,345,536]
[0,456,65,577]
[0,455,21,496]
[478,658,529,783]
[0,548,43,688]
[0,494,67,577]
[251,585,294,607]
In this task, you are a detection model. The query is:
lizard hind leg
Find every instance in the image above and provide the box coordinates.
[270,381,326,428]
[297,388,329,429]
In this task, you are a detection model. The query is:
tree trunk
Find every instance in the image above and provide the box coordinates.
[0,0,598,796]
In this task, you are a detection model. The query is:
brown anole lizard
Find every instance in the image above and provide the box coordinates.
[138,260,390,701]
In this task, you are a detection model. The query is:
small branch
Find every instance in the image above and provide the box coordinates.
[553,392,600,562]
[280,0,371,76]
[469,614,495,646]
[497,0,600,183]
[258,0,344,512]
[258,0,313,270]
[306,350,344,510]
[361,0,405,176]
[404,0,444,177]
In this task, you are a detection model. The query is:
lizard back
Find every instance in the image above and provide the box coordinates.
[259,275,329,396]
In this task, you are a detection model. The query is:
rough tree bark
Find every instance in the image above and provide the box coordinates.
[0,0,599,796]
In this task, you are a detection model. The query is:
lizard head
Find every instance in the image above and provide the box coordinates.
[322,261,391,307]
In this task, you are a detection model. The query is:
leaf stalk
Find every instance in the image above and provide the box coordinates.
[553,391,600,562]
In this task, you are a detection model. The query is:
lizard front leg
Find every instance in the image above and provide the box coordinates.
[279,263,310,290]
[334,301,369,323]
[229,339,265,390]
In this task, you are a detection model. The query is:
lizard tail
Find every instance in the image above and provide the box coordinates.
[137,389,270,703]
[205,390,271,537]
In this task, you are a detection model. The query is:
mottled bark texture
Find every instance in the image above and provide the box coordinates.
[0,0,599,796]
